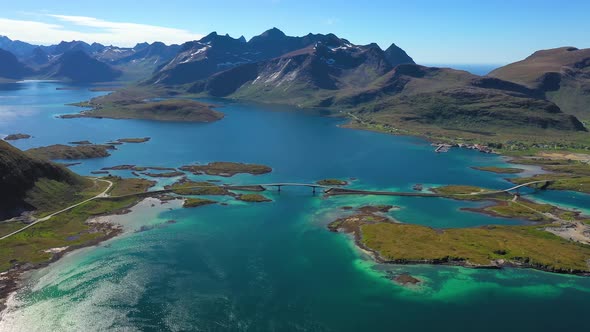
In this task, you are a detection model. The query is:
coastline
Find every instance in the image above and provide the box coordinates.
[0,220,122,313]
[0,196,177,316]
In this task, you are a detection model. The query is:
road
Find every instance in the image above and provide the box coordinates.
[0,179,113,241]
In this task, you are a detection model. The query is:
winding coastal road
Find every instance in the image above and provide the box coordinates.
[0,179,113,241]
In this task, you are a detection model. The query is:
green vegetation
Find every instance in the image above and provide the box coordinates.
[360,223,590,273]
[489,47,590,120]
[183,198,217,208]
[0,177,153,272]
[507,157,590,194]
[0,140,88,219]
[317,179,348,186]
[431,185,502,200]
[179,161,272,177]
[106,177,155,197]
[26,144,113,160]
[432,185,583,222]
[165,179,228,196]
[511,174,590,194]
[191,56,588,146]
[143,171,185,178]
[0,196,137,272]
[64,88,223,122]
[483,201,555,222]
[25,178,106,217]
[472,166,524,174]
[237,194,271,202]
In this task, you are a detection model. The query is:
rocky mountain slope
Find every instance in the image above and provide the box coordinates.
[148,28,414,85]
[186,38,584,135]
[489,47,590,120]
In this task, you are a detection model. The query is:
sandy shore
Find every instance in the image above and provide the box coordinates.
[0,197,181,317]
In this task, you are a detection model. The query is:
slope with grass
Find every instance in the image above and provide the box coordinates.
[0,140,90,220]
[187,46,586,142]
[489,47,590,120]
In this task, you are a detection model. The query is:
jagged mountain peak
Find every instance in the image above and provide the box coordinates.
[384,42,415,67]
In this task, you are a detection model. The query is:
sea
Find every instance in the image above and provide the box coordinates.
[0,80,589,331]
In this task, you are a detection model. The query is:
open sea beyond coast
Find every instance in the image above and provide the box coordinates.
[1,81,590,331]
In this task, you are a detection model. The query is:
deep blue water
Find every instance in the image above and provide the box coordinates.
[1,81,589,331]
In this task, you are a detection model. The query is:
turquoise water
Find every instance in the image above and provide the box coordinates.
[1,81,590,331]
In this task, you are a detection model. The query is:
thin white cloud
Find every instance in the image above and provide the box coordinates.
[0,15,204,46]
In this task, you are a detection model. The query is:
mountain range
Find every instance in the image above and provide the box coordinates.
[0,28,414,84]
[1,28,588,137]
[0,36,182,82]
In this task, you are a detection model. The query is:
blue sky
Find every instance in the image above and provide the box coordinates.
[1,0,589,65]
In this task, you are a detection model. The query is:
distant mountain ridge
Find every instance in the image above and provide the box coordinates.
[0,35,182,82]
[148,28,414,85]
[0,49,31,79]
[39,50,123,83]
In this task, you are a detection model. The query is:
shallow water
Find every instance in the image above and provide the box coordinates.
[1,81,589,331]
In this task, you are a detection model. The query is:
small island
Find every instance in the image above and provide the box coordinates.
[69,140,92,145]
[180,161,272,177]
[316,178,348,186]
[236,193,271,202]
[165,179,229,196]
[117,137,150,143]
[183,198,217,208]
[26,144,114,160]
[472,166,524,174]
[143,171,185,178]
[4,133,31,141]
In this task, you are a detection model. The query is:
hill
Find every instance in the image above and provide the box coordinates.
[0,48,32,79]
[40,50,122,82]
[0,140,89,219]
[489,47,590,120]
[188,40,585,137]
